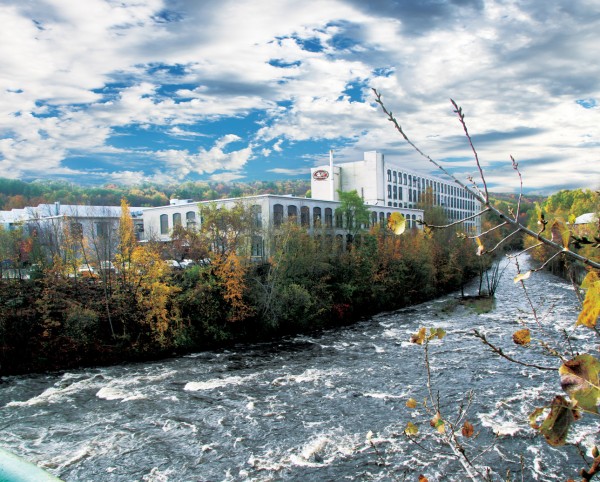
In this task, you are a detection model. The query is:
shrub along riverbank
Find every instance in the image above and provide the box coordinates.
[0,218,485,376]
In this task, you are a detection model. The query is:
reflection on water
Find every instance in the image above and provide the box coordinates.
[1,258,597,481]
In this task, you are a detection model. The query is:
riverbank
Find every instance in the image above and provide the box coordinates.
[0,259,590,481]
[0,228,484,376]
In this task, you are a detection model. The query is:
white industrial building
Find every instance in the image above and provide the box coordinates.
[311,151,482,233]
[141,194,422,259]
[0,203,146,265]
[141,150,481,259]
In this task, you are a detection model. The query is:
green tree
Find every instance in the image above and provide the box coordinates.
[335,190,371,239]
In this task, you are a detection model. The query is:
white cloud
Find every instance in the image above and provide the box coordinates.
[0,0,598,192]
[153,135,253,179]
[268,167,311,176]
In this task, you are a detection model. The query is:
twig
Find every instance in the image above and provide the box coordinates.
[371,89,600,270]
[451,99,489,202]
[472,330,557,371]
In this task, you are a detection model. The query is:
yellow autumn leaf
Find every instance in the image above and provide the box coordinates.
[404,422,419,436]
[475,237,484,256]
[577,272,600,329]
[512,328,531,346]
[406,398,418,409]
[514,271,531,283]
[418,476,429,482]
[387,212,406,235]
[410,327,427,345]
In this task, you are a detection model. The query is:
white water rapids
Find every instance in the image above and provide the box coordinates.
[1,257,598,481]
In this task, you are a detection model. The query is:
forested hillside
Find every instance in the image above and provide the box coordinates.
[0,178,312,209]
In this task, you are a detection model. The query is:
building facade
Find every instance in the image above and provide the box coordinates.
[141,194,423,260]
[311,151,482,233]
[0,202,145,264]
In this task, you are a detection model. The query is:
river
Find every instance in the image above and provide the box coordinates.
[1,257,598,481]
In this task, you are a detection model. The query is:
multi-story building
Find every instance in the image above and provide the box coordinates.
[141,194,421,260]
[311,151,482,233]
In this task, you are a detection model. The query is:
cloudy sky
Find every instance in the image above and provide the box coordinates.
[1,0,599,194]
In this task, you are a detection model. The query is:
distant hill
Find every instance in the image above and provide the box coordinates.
[0,178,312,210]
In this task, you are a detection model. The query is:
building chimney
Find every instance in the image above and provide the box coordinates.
[329,149,334,200]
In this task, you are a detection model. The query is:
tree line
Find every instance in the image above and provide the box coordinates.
[0,178,311,210]
[0,195,485,375]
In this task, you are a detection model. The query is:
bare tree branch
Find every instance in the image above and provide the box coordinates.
[372,88,600,270]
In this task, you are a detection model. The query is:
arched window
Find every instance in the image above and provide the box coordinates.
[273,204,284,227]
[313,207,322,227]
[300,206,310,227]
[387,169,391,182]
[287,205,297,220]
[324,208,333,228]
[186,211,196,227]
[371,211,377,226]
[160,214,168,234]
[173,212,182,227]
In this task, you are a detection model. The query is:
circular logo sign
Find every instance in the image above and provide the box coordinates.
[313,169,329,180]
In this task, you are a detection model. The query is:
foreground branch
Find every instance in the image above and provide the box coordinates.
[372,89,600,270]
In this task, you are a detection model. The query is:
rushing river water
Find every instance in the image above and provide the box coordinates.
[1,257,598,481]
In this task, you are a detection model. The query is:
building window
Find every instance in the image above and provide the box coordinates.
[399,188,403,200]
[393,171,397,183]
[387,169,391,182]
[273,204,284,227]
[186,211,196,227]
[313,207,322,227]
[387,184,392,198]
[393,185,397,200]
[335,210,343,228]
[251,205,262,228]
[403,173,407,185]
[379,212,385,225]
[288,205,297,220]
[70,222,83,239]
[160,214,168,235]
[96,221,111,238]
[300,206,310,227]
[173,212,182,227]
[324,208,333,228]
[251,236,263,257]
[371,211,377,226]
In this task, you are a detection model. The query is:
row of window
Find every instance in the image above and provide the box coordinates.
[157,203,424,235]
[160,211,196,235]
[386,169,475,200]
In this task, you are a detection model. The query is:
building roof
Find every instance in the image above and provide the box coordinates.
[574,212,599,225]
[0,203,146,224]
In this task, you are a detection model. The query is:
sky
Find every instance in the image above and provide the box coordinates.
[1,0,599,194]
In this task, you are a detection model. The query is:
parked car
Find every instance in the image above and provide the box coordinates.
[98,261,116,272]
[77,264,99,278]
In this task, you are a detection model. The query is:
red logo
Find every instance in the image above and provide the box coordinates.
[313,169,329,180]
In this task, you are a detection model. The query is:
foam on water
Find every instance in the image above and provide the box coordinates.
[184,373,258,391]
